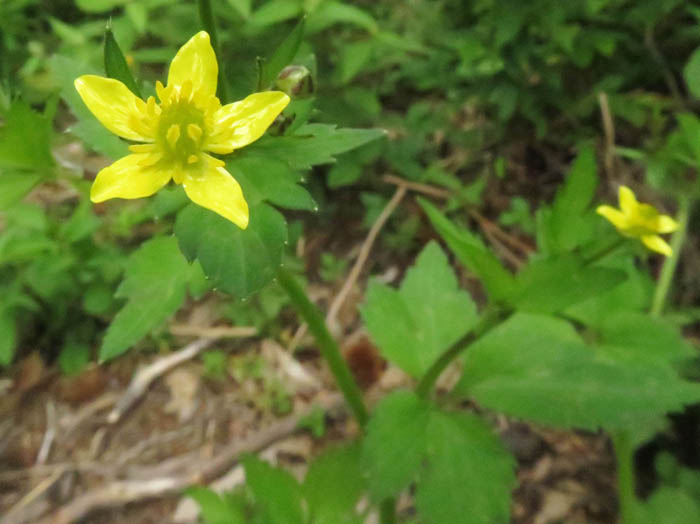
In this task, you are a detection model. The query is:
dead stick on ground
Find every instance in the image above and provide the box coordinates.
[40,394,344,524]
[107,338,217,425]
[288,184,407,350]
[169,324,258,339]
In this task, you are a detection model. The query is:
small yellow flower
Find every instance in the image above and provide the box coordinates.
[74,31,290,229]
[596,185,679,256]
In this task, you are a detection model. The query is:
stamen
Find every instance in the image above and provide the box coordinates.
[155,81,166,102]
[187,123,203,142]
[187,154,198,164]
[166,124,181,149]
[146,96,160,117]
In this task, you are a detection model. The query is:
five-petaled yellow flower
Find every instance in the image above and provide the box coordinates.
[596,185,678,256]
[74,31,290,229]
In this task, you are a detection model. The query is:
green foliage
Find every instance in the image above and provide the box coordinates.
[258,17,305,90]
[456,314,700,431]
[103,26,141,97]
[175,203,287,299]
[362,391,515,523]
[0,99,53,171]
[100,236,194,361]
[243,455,305,524]
[362,242,477,378]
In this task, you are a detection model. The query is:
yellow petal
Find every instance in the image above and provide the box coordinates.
[182,156,249,229]
[655,214,679,234]
[74,75,152,142]
[90,154,171,202]
[168,31,218,99]
[641,235,672,257]
[618,186,638,215]
[206,91,290,154]
[596,205,629,231]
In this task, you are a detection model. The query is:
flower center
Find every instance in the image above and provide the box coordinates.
[156,101,206,169]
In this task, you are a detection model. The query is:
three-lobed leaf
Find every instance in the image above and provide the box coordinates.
[362,241,478,378]
[175,203,287,298]
[99,236,193,361]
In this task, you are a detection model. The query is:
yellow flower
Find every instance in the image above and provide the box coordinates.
[74,31,290,229]
[596,185,678,256]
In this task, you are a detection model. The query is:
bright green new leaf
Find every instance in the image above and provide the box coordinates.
[362,391,432,500]
[243,455,305,524]
[510,253,626,313]
[228,156,316,210]
[0,100,53,171]
[187,487,246,524]
[362,241,478,378]
[104,26,141,97]
[303,444,365,524]
[175,203,287,298]
[258,17,305,90]
[100,237,192,361]
[418,198,516,301]
[457,314,700,431]
[243,123,386,170]
[536,145,598,254]
[684,47,700,99]
[416,410,515,524]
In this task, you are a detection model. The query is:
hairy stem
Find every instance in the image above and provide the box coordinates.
[197,0,229,103]
[276,267,369,428]
[651,196,692,317]
[416,307,512,399]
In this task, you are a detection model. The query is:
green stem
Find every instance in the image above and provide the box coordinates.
[416,307,512,399]
[651,196,692,317]
[613,431,637,524]
[197,0,229,103]
[276,267,369,428]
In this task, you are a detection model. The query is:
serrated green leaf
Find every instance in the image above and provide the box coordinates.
[303,444,364,524]
[457,313,700,430]
[104,26,141,97]
[228,156,315,210]
[536,145,598,253]
[243,455,305,524]
[416,410,515,524]
[362,242,478,378]
[510,253,626,313]
[175,203,287,298]
[187,487,246,524]
[50,55,129,159]
[418,198,516,301]
[362,391,431,500]
[242,123,386,170]
[0,171,43,210]
[0,100,53,171]
[684,47,700,99]
[99,237,191,361]
[259,18,305,90]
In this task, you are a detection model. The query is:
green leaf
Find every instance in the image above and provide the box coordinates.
[636,487,700,524]
[104,26,141,97]
[243,455,305,524]
[0,171,43,210]
[175,203,287,298]
[75,0,128,12]
[307,1,378,34]
[362,391,431,500]
[259,18,305,90]
[187,487,246,524]
[50,55,129,159]
[0,306,16,366]
[418,198,516,301]
[0,100,53,170]
[457,314,700,431]
[242,123,386,170]
[362,242,478,378]
[99,237,191,361]
[684,47,700,99]
[228,156,315,210]
[510,254,626,314]
[250,0,303,27]
[336,40,374,84]
[416,410,515,524]
[58,343,91,376]
[303,444,365,524]
[536,145,598,253]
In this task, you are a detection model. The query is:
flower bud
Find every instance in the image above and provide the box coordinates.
[276,65,314,98]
